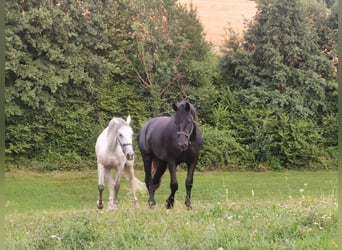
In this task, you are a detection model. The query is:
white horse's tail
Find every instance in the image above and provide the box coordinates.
[132,176,147,193]
[123,168,146,193]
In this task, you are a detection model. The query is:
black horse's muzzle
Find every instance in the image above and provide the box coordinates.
[178,142,189,151]
[177,132,192,151]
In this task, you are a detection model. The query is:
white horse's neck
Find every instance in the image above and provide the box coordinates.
[106,126,119,151]
[106,118,121,150]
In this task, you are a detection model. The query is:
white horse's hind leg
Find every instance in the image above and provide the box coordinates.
[97,163,105,209]
[125,160,139,208]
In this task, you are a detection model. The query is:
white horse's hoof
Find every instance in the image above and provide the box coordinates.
[133,201,140,209]
[107,202,118,211]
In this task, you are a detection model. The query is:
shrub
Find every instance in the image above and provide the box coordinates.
[198,125,251,171]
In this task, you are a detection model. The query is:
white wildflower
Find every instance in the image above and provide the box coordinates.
[50,235,61,240]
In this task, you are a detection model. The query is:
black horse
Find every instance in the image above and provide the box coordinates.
[137,101,202,209]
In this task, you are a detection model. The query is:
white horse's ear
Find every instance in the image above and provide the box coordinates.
[126,115,131,124]
[108,117,119,129]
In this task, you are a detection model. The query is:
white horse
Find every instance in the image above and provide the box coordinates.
[96,115,145,210]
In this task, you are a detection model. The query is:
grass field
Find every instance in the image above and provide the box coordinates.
[5,170,338,249]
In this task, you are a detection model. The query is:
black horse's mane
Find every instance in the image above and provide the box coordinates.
[175,100,198,122]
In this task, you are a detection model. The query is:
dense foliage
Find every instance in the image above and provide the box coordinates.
[217,0,337,170]
[5,0,337,171]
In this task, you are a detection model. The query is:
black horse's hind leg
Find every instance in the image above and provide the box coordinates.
[97,184,104,209]
[152,160,167,191]
[166,162,178,209]
[143,157,156,208]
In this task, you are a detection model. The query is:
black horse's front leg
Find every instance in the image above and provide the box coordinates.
[185,187,192,209]
[166,163,178,209]
[165,195,175,209]
[185,161,196,209]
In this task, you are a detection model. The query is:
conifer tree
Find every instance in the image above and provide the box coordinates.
[220,0,335,120]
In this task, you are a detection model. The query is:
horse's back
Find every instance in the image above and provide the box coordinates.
[138,117,171,153]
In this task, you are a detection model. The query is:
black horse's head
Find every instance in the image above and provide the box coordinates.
[173,101,196,151]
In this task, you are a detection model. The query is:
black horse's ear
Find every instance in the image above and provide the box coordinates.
[172,103,178,111]
[185,101,190,111]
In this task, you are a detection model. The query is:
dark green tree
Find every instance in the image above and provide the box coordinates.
[220,0,335,120]
[5,0,123,168]
[5,0,216,169]
[218,0,337,169]
[125,0,214,116]
[6,1,94,161]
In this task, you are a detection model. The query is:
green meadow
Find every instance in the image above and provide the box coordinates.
[5,170,338,249]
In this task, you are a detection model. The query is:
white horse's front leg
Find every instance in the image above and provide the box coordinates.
[126,160,139,208]
[97,163,105,209]
[105,167,117,210]
[110,165,124,210]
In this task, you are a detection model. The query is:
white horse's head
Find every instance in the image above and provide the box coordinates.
[109,115,134,160]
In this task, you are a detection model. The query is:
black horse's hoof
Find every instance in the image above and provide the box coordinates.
[185,200,192,210]
[97,202,104,209]
[165,201,174,209]
[148,200,156,209]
